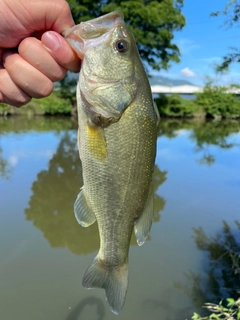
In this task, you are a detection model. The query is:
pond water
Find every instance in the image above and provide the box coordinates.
[0,116,240,320]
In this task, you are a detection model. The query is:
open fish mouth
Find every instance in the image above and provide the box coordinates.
[62,11,124,59]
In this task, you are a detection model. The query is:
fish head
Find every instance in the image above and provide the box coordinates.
[63,11,140,125]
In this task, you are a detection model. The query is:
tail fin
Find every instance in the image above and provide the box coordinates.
[82,256,128,315]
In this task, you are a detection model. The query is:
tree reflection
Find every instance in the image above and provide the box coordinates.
[190,120,240,166]
[0,116,75,134]
[158,119,240,166]
[25,131,167,255]
[0,147,11,179]
[175,221,240,314]
[158,119,194,139]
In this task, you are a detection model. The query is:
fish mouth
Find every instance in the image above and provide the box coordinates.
[62,11,124,59]
[75,11,124,39]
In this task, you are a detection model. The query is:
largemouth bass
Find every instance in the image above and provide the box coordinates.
[63,11,158,315]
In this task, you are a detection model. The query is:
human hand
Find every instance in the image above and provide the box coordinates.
[0,0,81,107]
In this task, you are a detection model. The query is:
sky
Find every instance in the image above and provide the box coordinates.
[159,0,240,86]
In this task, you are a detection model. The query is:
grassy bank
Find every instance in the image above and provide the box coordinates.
[1,84,240,119]
[0,91,73,117]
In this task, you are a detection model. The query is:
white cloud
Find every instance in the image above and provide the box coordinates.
[8,155,18,167]
[8,149,54,167]
[175,38,200,55]
[200,56,221,63]
[174,129,189,137]
[180,67,196,78]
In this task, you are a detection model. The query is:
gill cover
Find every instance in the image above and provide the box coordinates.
[63,11,137,124]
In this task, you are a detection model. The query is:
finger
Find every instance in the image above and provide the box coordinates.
[0,69,31,107]
[41,31,81,73]
[18,37,67,82]
[17,0,75,33]
[3,52,53,99]
[0,0,75,48]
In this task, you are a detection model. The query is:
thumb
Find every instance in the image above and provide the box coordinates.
[41,31,80,73]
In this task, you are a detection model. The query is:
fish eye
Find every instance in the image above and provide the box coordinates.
[115,40,129,53]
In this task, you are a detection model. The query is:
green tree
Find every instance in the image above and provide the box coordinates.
[67,0,185,70]
[211,0,240,71]
[60,0,186,103]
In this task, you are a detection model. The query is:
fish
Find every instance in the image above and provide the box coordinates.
[63,11,159,315]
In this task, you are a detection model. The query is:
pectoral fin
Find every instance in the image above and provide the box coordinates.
[134,183,154,246]
[87,124,107,160]
[74,188,96,227]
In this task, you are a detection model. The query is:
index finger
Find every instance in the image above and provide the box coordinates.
[41,31,81,73]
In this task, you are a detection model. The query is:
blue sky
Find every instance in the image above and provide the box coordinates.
[159,0,240,86]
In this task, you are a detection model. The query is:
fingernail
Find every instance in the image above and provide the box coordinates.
[42,31,61,51]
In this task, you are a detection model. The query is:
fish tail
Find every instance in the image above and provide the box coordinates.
[82,255,128,315]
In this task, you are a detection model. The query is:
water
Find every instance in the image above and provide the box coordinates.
[0,116,240,320]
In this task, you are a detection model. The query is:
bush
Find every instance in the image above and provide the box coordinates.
[154,93,198,117]
[195,84,240,118]
[0,103,10,116]
[26,91,73,115]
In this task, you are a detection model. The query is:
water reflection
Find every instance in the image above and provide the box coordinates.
[0,115,74,134]
[176,221,240,314]
[0,147,11,179]
[1,116,240,320]
[66,297,105,320]
[190,121,240,166]
[24,131,166,254]
[158,119,240,166]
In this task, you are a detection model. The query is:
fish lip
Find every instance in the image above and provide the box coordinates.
[79,11,124,39]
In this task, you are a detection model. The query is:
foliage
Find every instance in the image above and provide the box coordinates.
[211,0,240,71]
[28,91,73,115]
[195,83,240,118]
[211,0,240,29]
[61,0,186,104]
[0,102,10,116]
[191,298,240,320]
[55,76,77,107]
[0,92,74,116]
[155,93,198,117]
[66,0,186,71]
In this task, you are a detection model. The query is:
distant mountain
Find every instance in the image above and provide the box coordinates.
[149,75,194,87]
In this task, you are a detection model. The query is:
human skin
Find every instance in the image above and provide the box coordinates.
[0,0,81,107]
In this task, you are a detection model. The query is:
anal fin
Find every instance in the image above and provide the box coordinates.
[134,182,154,246]
[74,188,96,227]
